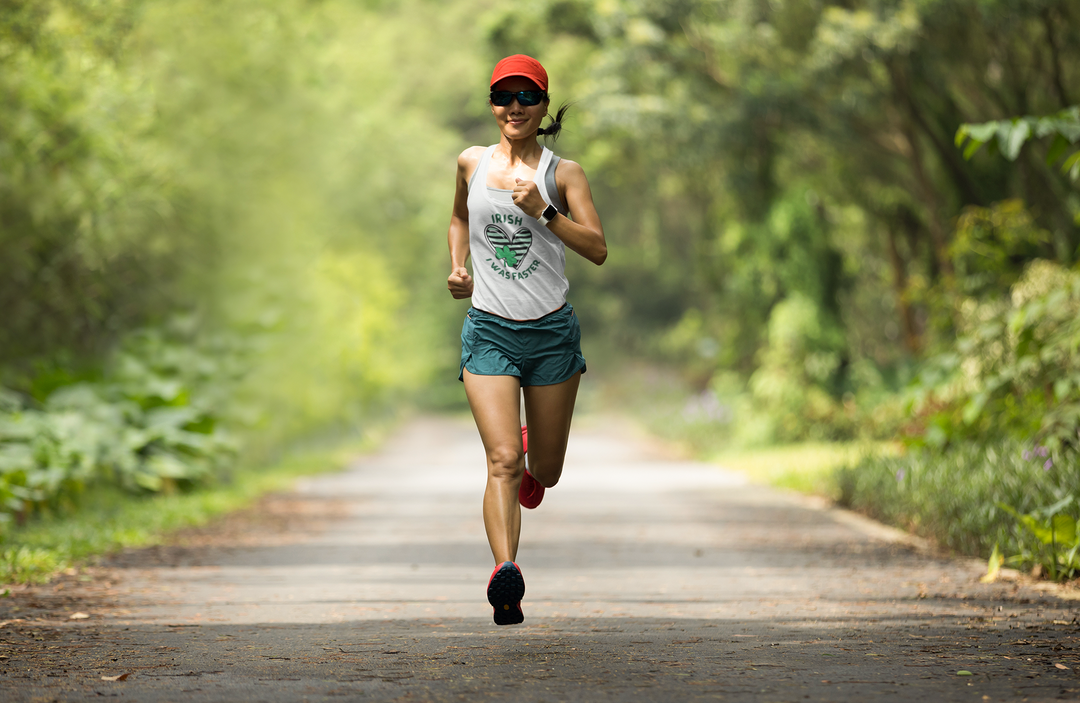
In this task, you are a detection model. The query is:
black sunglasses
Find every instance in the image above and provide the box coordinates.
[490,90,548,107]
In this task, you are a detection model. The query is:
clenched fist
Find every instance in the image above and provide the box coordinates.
[512,178,546,219]
[447,266,473,299]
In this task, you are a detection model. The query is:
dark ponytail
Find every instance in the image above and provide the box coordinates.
[537,102,572,142]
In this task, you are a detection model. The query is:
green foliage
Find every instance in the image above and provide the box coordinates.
[949,200,1053,298]
[0,0,186,367]
[837,438,1079,567]
[908,260,1080,452]
[998,498,1080,582]
[0,327,240,529]
[748,292,852,442]
[956,106,1080,180]
[0,441,363,583]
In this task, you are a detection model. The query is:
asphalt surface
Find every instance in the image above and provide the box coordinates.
[2,414,1079,702]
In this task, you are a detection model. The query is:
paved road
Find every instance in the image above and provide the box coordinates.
[2,415,1079,701]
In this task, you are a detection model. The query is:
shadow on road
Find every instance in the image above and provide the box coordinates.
[3,614,1079,702]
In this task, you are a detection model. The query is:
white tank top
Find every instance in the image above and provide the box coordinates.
[467,145,569,321]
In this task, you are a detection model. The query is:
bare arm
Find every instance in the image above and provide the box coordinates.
[512,159,607,266]
[447,147,484,298]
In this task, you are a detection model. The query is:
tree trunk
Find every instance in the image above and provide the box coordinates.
[885,221,920,354]
[899,117,954,281]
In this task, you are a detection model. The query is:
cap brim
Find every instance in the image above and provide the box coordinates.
[490,73,546,91]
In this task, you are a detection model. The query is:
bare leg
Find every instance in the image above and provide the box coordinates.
[463,369,525,564]
[522,371,581,488]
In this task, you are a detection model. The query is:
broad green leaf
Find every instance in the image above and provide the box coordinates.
[1053,106,1080,141]
[1063,151,1080,181]
[954,125,970,147]
[962,122,998,143]
[1050,515,1077,549]
[1043,495,1074,517]
[957,122,997,160]
[1002,119,1031,160]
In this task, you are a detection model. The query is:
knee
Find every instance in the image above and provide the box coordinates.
[487,444,524,481]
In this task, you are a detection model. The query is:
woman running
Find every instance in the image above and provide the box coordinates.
[446,54,607,626]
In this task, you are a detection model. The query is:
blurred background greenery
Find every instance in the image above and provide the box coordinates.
[1,0,1079,581]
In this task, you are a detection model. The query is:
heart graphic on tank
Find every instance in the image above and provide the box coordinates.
[485,224,533,270]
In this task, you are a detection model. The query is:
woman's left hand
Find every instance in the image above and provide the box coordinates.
[512,178,546,219]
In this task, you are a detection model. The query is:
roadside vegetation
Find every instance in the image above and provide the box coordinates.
[3,1,1079,583]
[1,0,474,582]
[0,440,371,584]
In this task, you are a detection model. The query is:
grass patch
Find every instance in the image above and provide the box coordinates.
[587,361,896,497]
[837,439,1080,566]
[0,437,377,585]
[712,442,897,498]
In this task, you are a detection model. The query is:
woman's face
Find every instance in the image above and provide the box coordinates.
[490,76,549,140]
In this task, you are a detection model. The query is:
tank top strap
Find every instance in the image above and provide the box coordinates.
[537,147,567,215]
[468,145,497,193]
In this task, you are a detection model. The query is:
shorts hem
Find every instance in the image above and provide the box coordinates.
[459,356,524,382]
[520,358,587,387]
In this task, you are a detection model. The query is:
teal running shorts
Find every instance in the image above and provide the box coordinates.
[459,304,587,387]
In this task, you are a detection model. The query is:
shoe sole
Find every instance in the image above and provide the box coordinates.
[487,562,525,626]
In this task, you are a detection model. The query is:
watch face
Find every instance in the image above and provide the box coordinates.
[542,204,558,220]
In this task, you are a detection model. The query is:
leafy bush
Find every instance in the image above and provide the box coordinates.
[0,328,240,531]
[998,498,1080,582]
[907,260,1080,452]
[837,439,1079,564]
[747,293,855,443]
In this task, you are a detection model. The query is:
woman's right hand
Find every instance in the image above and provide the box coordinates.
[447,267,473,299]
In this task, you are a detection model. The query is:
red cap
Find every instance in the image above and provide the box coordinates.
[490,54,548,91]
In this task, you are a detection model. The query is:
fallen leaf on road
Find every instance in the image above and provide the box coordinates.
[101,673,131,682]
[69,612,90,620]
[957,670,973,676]
[981,545,1004,583]
[1055,663,1070,670]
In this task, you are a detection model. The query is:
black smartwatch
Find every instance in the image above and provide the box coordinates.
[537,203,558,227]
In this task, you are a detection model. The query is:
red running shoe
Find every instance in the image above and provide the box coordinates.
[518,425,545,509]
[487,561,525,626]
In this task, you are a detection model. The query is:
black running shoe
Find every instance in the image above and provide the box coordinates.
[486,561,525,626]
